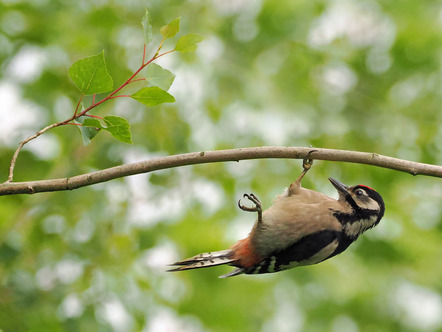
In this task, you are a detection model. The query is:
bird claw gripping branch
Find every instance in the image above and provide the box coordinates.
[169,155,385,278]
[238,193,262,223]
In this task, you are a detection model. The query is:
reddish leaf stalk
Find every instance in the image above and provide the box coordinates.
[5,42,174,183]
[85,114,103,120]
[142,44,146,64]
[73,95,84,116]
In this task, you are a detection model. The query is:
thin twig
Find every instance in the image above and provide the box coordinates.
[5,43,171,182]
[6,122,66,182]
[1,147,441,196]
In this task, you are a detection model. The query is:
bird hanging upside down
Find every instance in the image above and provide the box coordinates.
[168,153,385,278]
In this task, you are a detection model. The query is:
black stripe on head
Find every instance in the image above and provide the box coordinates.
[337,185,385,225]
[355,185,385,220]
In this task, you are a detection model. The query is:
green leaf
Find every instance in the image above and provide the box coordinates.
[160,17,180,38]
[175,33,206,53]
[141,9,153,45]
[82,118,103,128]
[131,86,175,107]
[75,115,102,146]
[145,63,176,91]
[69,51,113,95]
[77,116,132,144]
[103,116,132,144]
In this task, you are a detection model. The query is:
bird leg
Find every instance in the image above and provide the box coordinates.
[238,193,262,223]
[295,150,317,185]
[288,149,317,195]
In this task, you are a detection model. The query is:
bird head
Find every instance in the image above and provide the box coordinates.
[328,177,385,237]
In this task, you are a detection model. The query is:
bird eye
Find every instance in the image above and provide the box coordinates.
[355,189,364,196]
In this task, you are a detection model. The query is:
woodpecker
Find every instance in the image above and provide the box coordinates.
[168,154,385,278]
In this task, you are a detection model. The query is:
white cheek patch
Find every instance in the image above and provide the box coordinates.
[344,214,378,237]
[357,197,380,210]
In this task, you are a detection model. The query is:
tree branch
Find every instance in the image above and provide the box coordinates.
[1,146,441,196]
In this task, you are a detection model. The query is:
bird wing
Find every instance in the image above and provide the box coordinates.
[245,229,341,274]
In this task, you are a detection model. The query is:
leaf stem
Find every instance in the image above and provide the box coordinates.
[155,37,166,57]
[129,78,146,83]
[142,44,146,65]
[85,114,103,119]
[74,95,84,116]
[155,49,175,60]
[109,95,131,99]
[6,39,174,182]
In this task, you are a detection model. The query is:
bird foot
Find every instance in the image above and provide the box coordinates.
[288,149,318,196]
[238,193,263,222]
[302,150,316,172]
[295,149,317,185]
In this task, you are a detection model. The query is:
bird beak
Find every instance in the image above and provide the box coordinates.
[328,178,350,197]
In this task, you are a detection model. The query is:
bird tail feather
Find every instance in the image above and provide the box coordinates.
[167,249,235,272]
[218,267,246,278]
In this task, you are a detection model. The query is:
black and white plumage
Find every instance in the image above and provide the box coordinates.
[168,160,385,278]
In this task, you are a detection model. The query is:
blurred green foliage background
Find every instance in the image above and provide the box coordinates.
[0,0,441,331]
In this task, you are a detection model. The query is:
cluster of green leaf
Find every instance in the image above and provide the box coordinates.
[68,10,204,145]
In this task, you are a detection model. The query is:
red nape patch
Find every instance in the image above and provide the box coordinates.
[358,184,374,191]
[230,238,262,268]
